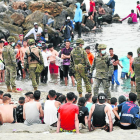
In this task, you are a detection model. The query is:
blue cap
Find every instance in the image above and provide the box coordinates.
[37,43,42,47]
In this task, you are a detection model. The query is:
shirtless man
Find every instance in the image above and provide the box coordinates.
[0,90,4,104]
[0,40,5,82]
[23,92,44,125]
[97,3,106,28]
[0,96,16,123]
[21,40,29,79]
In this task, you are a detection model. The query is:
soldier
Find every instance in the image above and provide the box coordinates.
[2,36,19,92]
[90,44,113,98]
[70,38,91,97]
[24,39,44,91]
[133,47,140,105]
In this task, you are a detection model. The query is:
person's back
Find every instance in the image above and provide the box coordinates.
[92,103,106,127]
[24,101,41,125]
[44,100,58,125]
[64,25,71,40]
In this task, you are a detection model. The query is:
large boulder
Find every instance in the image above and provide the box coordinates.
[95,0,103,5]
[29,1,63,17]
[11,13,25,26]
[0,21,23,35]
[0,3,7,13]
[14,9,32,18]
[81,25,90,32]
[0,13,13,24]
[12,1,27,10]
[112,14,122,23]
[22,10,44,34]
[0,26,10,40]
[102,5,112,15]
[102,14,112,24]
[85,19,95,30]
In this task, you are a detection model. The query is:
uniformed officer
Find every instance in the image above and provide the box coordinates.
[70,38,91,97]
[90,44,114,98]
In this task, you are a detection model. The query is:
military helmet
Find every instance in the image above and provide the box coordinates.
[28,39,35,45]
[7,36,15,43]
[137,47,140,54]
[98,44,107,49]
[76,38,84,45]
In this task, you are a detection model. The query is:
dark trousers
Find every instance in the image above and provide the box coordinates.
[97,15,103,27]
[17,60,22,77]
[59,67,63,81]
[119,123,137,130]
[41,66,48,83]
[75,22,81,37]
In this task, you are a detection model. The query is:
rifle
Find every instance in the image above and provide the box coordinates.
[29,47,43,65]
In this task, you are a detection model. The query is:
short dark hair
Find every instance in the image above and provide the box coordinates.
[34,90,41,100]
[85,46,90,50]
[110,97,117,105]
[3,93,11,98]
[57,95,66,103]
[65,39,70,43]
[0,40,4,43]
[45,11,48,13]
[49,90,56,98]
[109,48,113,50]
[42,46,47,50]
[25,92,34,99]
[129,92,137,102]
[131,10,134,13]
[78,97,86,106]
[99,3,103,6]
[128,52,133,56]
[66,92,75,101]
[85,93,92,101]
[137,1,140,4]
[92,96,97,103]
[55,93,62,100]
[0,90,4,95]
[19,97,25,104]
[48,44,53,49]
[74,95,77,102]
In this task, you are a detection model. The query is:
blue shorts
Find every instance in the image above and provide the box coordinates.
[121,72,129,79]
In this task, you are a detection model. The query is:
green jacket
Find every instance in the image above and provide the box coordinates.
[2,45,16,67]
[70,46,90,70]
[90,53,114,79]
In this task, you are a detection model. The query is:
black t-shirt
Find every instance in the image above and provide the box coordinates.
[78,106,89,125]
[16,105,24,123]
[111,54,118,70]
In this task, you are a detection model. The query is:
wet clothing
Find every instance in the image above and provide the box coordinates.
[92,103,106,127]
[70,46,91,94]
[16,105,24,123]
[122,13,138,23]
[24,102,41,125]
[118,101,139,124]
[78,106,89,125]
[137,4,140,12]
[58,103,79,130]
[44,100,58,126]
[2,45,17,88]
[49,63,59,74]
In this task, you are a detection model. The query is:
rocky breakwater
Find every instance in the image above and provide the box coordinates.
[0,0,121,41]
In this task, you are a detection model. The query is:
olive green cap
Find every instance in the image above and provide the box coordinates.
[28,39,35,45]
[76,38,84,45]
[98,44,107,49]
[137,47,140,54]
[7,36,15,43]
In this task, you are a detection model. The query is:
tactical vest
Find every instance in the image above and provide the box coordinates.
[95,53,109,73]
[27,47,40,64]
[72,47,86,66]
[2,45,14,66]
[133,57,140,77]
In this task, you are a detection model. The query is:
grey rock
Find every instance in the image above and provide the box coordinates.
[81,25,90,32]
[0,26,10,40]
[85,19,95,30]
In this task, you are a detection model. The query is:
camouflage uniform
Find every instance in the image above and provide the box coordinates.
[2,36,17,92]
[90,44,114,98]
[70,39,91,96]
[24,39,44,90]
[133,47,140,103]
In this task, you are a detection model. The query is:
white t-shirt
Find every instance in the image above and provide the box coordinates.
[24,27,43,40]
[42,51,52,67]
[83,0,90,13]
[105,103,115,124]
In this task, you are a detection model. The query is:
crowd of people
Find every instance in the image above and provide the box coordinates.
[0,90,139,133]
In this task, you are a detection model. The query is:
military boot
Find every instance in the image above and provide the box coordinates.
[12,87,21,93]
[7,86,12,92]
[34,87,37,91]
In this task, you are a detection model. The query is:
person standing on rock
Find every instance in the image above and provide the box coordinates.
[70,39,91,97]
[73,3,82,38]
[133,47,140,105]
[24,39,44,91]
[2,36,20,93]
[106,0,115,15]
[24,22,43,40]
[89,44,114,98]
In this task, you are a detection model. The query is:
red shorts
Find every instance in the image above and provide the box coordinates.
[49,63,59,74]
